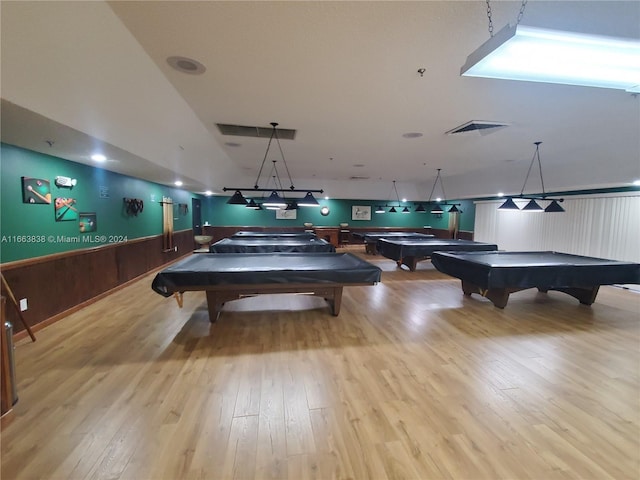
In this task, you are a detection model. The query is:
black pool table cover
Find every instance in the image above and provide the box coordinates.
[377,238,498,271]
[351,232,435,254]
[209,237,335,253]
[431,251,640,308]
[151,253,382,318]
[352,232,434,241]
[231,231,317,239]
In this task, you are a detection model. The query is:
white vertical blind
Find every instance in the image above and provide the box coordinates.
[474,194,640,262]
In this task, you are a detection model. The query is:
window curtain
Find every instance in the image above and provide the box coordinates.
[161,196,174,251]
[474,194,640,262]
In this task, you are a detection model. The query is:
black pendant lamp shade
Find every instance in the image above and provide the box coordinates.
[262,191,287,208]
[228,190,248,205]
[245,199,261,210]
[544,199,565,212]
[522,199,543,211]
[498,197,520,210]
[297,192,320,207]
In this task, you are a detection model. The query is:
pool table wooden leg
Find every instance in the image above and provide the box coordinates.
[205,291,241,322]
[173,292,184,308]
[553,286,600,305]
[400,257,418,272]
[461,280,510,308]
[332,287,343,316]
[317,287,343,316]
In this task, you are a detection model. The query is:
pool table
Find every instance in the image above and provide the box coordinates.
[209,237,335,253]
[152,252,382,320]
[377,238,498,271]
[431,251,640,308]
[231,231,316,239]
[351,232,435,254]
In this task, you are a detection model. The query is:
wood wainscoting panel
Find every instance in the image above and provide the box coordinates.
[1,230,194,336]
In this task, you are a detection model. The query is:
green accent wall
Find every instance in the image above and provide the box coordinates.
[201,196,476,231]
[0,143,477,263]
[0,143,196,263]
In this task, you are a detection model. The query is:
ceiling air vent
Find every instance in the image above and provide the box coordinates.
[216,123,296,140]
[349,176,370,180]
[446,120,508,136]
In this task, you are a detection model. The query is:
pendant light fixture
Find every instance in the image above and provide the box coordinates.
[498,142,565,212]
[223,122,323,208]
[424,169,462,215]
[461,0,640,92]
[375,180,409,214]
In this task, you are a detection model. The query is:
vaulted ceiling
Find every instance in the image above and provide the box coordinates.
[2,1,639,201]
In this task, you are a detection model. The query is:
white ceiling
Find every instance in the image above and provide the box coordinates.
[1,1,639,201]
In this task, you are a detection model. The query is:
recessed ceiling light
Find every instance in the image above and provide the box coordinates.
[167,56,206,75]
[205,190,213,196]
[633,180,640,186]
[324,196,330,200]
[498,192,505,197]
[174,181,183,187]
[402,132,423,138]
[91,153,106,162]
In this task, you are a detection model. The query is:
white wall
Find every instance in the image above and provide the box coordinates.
[474,193,640,263]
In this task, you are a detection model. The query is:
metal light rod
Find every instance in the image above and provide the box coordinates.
[514,195,564,202]
[223,187,324,193]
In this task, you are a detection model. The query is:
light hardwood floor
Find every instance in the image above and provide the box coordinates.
[2,251,639,479]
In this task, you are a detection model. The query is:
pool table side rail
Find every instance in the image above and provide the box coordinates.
[377,239,498,271]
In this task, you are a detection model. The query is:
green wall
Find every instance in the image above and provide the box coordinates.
[201,196,476,231]
[0,143,196,263]
[0,143,477,263]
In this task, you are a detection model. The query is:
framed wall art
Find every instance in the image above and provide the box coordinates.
[22,177,51,204]
[79,212,97,233]
[54,197,78,221]
[352,205,371,221]
[276,209,297,220]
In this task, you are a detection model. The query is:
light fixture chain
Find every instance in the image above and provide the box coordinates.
[254,127,277,188]
[272,161,286,196]
[535,142,546,196]
[485,0,528,37]
[275,133,295,189]
[516,0,528,25]
[485,0,494,37]
[427,173,438,201]
[439,171,447,203]
[520,142,544,196]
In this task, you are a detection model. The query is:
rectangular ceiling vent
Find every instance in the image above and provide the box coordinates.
[349,176,371,180]
[216,123,296,140]
[445,120,508,136]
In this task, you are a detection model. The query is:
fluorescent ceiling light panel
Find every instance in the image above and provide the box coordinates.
[461,24,640,92]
